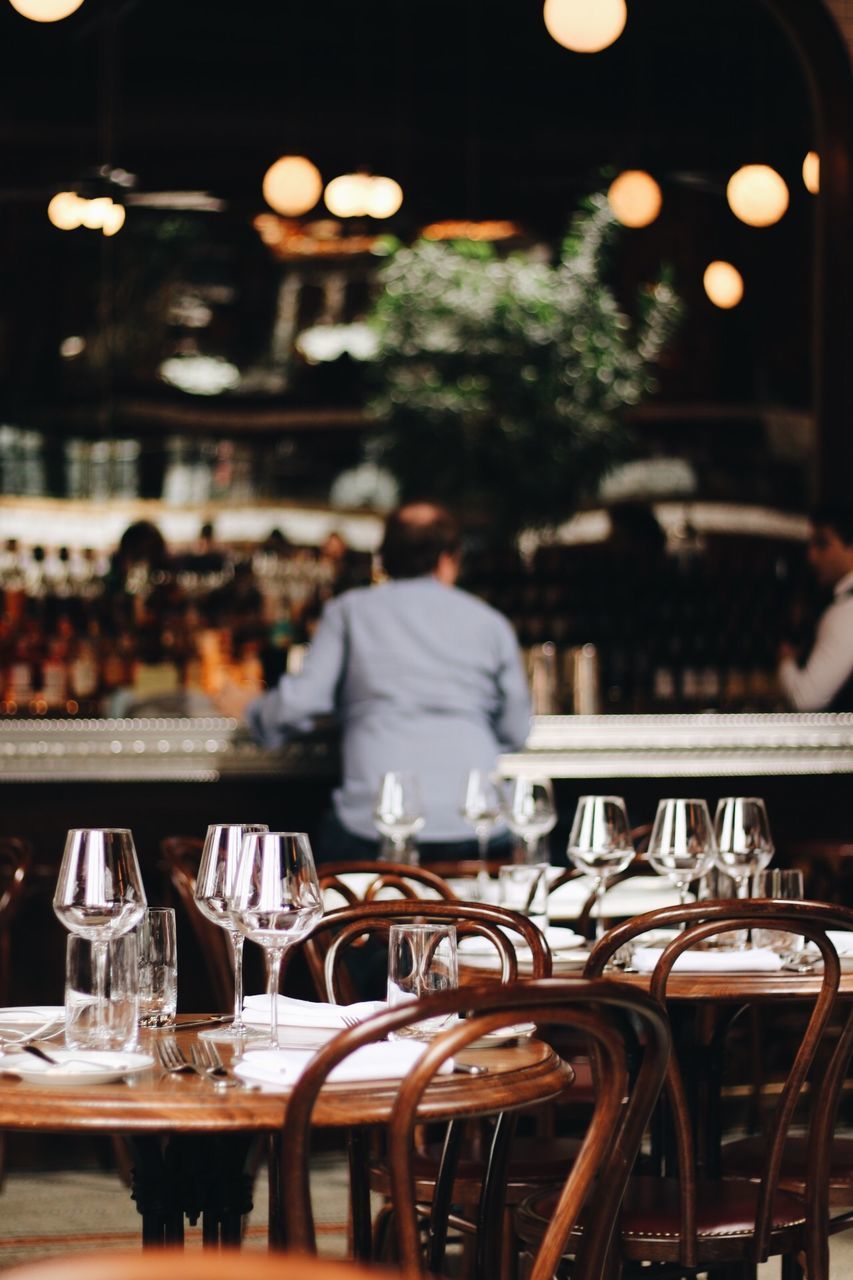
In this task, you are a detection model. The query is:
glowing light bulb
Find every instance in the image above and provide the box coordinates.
[102,201,126,236]
[9,0,84,20]
[365,176,403,219]
[543,0,626,53]
[703,261,744,309]
[607,170,662,227]
[262,155,323,217]
[47,191,85,230]
[726,164,789,227]
[324,173,373,218]
[802,151,819,195]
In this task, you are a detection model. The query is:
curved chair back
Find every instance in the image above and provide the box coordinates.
[280,978,670,1280]
[298,899,552,1004]
[159,836,233,1013]
[0,837,31,1005]
[318,860,459,910]
[586,898,853,1274]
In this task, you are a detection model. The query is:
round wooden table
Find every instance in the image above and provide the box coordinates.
[0,1019,572,1247]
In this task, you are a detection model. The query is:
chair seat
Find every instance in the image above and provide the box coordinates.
[519,1176,806,1262]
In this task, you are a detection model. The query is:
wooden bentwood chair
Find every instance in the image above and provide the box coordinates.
[317,860,460,908]
[159,836,234,1013]
[518,899,853,1280]
[278,979,671,1280]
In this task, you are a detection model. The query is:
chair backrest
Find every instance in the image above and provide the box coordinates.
[295,899,553,1004]
[586,898,853,1271]
[0,837,31,1005]
[318,860,459,910]
[2,1249,396,1280]
[280,978,671,1280]
[159,836,233,1012]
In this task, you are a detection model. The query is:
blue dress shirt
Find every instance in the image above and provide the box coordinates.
[246,575,531,841]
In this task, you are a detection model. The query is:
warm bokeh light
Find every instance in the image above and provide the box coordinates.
[9,0,84,19]
[324,173,404,219]
[262,155,322,217]
[47,190,85,230]
[802,151,819,195]
[607,170,662,227]
[703,260,744,309]
[543,0,627,53]
[102,201,126,236]
[726,164,789,227]
[365,176,403,219]
[81,197,112,230]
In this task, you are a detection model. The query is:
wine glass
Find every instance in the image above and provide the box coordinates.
[373,772,425,864]
[714,797,775,899]
[53,828,147,1049]
[230,831,324,1049]
[567,796,635,940]
[460,769,503,898]
[194,822,268,1041]
[504,776,557,864]
[647,798,717,908]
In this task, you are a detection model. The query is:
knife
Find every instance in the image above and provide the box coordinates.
[172,1016,234,1032]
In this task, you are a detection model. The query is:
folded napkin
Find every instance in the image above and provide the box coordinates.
[826,931,853,957]
[633,947,783,974]
[458,925,585,958]
[234,1040,454,1090]
[242,995,386,1028]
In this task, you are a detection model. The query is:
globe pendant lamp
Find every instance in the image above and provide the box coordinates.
[726,164,788,227]
[607,170,662,227]
[9,0,84,19]
[703,261,744,309]
[543,0,627,53]
[262,156,323,218]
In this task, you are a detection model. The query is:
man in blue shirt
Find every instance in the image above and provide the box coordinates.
[222,503,531,860]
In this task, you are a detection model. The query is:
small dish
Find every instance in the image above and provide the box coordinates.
[0,1049,154,1086]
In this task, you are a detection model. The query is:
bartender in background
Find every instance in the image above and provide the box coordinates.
[778,505,853,711]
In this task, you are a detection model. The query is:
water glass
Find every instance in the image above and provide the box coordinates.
[65,933,139,1052]
[751,869,807,966]
[137,908,177,1028]
[499,863,549,932]
[374,772,425,865]
[386,923,458,1040]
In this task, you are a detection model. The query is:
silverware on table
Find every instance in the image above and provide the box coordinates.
[191,1040,240,1086]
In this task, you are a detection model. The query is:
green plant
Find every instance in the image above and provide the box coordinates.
[365,194,681,535]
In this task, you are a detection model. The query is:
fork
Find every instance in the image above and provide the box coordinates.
[191,1040,239,1087]
[157,1040,207,1077]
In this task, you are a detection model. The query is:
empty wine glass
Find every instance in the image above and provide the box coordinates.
[230,831,324,1049]
[374,772,425,864]
[567,796,635,940]
[194,822,268,1041]
[460,769,503,898]
[504,776,557,864]
[53,828,147,1049]
[714,797,775,899]
[647,799,717,908]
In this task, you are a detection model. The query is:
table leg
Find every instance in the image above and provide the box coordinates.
[129,1133,257,1246]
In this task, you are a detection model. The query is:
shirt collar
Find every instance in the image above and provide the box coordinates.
[834,570,853,598]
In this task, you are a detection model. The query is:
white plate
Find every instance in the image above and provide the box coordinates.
[0,1006,65,1027]
[0,1049,154,1086]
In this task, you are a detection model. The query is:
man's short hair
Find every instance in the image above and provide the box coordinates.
[812,504,853,547]
[380,503,462,579]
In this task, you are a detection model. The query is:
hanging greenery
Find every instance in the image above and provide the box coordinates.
[365,194,682,535]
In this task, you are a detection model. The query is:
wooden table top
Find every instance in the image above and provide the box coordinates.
[599,966,853,1004]
[0,1021,572,1134]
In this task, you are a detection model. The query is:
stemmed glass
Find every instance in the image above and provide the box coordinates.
[460,769,503,898]
[53,828,147,1048]
[567,796,635,940]
[504,776,557,864]
[374,772,425,864]
[194,822,268,1041]
[229,831,324,1049]
[647,798,717,909]
[713,797,775,900]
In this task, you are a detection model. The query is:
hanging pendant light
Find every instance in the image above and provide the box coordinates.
[607,170,662,227]
[262,156,323,217]
[9,0,84,20]
[726,164,788,227]
[802,151,819,195]
[324,172,404,219]
[543,0,627,53]
[703,261,744,309]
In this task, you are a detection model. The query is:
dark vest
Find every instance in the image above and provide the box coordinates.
[828,587,853,713]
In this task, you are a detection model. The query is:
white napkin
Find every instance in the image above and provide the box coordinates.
[826,931,853,957]
[242,995,386,1028]
[458,925,585,958]
[633,947,783,974]
[234,1040,454,1090]
[0,1006,65,1026]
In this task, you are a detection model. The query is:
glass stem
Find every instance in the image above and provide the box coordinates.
[93,939,108,1040]
[593,878,608,942]
[231,931,245,1032]
[266,947,284,1049]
